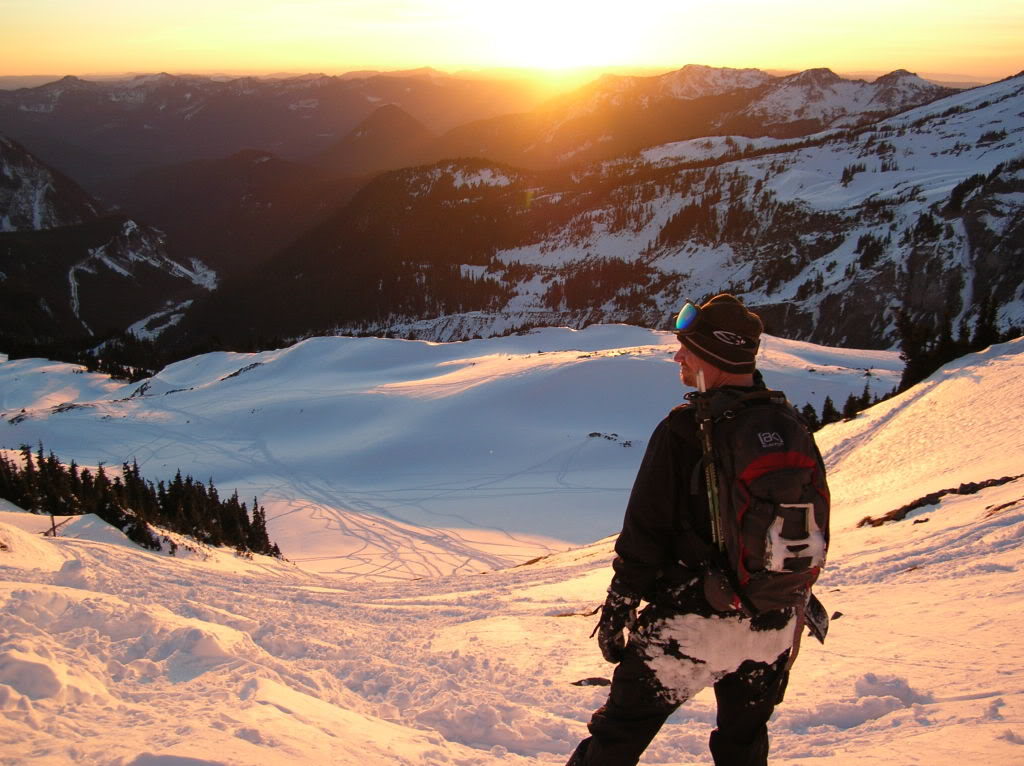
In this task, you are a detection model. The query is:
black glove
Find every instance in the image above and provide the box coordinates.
[593,588,639,664]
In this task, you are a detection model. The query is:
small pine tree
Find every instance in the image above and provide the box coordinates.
[841,392,861,419]
[858,382,872,410]
[800,403,820,431]
[821,396,841,426]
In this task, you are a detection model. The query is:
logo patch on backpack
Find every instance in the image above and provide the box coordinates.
[757,431,784,449]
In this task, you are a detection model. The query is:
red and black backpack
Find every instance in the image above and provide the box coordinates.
[683,388,830,615]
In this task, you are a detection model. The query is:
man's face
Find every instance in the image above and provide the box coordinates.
[673,342,702,388]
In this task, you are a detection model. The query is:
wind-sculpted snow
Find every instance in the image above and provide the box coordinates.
[0,326,900,579]
[0,339,1022,763]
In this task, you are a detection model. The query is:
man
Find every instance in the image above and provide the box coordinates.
[567,294,826,766]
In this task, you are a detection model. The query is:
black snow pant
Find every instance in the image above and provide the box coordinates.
[566,645,790,766]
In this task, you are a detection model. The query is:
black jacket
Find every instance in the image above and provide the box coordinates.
[610,398,709,602]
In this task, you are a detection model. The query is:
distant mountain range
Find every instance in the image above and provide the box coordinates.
[0,70,547,191]
[1,65,1021,354]
[172,72,1024,351]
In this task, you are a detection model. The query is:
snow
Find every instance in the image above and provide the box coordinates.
[0,333,1019,761]
[127,300,196,341]
[452,168,513,189]
[659,65,773,101]
[639,134,807,165]
[0,334,1022,763]
[814,337,1024,526]
[0,327,897,578]
[643,611,796,705]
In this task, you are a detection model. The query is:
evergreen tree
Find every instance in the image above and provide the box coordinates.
[972,293,1000,349]
[799,403,820,432]
[896,310,937,391]
[0,445,280,557]
[858,382,872,410]
[820,396,841,426]
[841,392,861,419]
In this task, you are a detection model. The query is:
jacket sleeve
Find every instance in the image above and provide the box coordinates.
[610,415,685,599]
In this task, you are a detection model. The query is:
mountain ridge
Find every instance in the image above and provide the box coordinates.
[167,73,1024,352]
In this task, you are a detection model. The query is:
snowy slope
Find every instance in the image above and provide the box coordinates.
[0,327,899,579]
[0,339,1021,764]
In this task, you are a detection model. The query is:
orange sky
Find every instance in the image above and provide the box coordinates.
[1,1,1020,83]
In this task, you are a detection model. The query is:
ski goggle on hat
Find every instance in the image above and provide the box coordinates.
[673,301,701,333]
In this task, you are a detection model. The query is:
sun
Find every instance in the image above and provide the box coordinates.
[467,0,642,71]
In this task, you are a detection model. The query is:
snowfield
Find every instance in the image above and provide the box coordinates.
[0,326,900,578]
[1,329,1022,764]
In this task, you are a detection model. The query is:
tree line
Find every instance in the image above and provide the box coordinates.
[897,296,1022,392]
[0,445,281,558]
[797,382,890,433]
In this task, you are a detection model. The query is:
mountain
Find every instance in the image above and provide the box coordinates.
[312,104,436,177]
[0,138,215,344]
[171,74,1024,351]
[0,216,215,343]
[110,150,361,276]
[0,135,103,231]
[0,71,549,193]
[427,65,955,169]
[722,68,952,135]
[0,330,1021,764]
[167,157,531,346]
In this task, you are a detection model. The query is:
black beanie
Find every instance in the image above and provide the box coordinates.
[676,294,762,374]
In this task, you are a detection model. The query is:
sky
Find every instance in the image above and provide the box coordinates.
[0,0,1021,82]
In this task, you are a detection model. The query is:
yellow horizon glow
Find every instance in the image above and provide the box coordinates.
[0,1,1021,83]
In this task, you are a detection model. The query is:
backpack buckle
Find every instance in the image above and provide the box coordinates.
[766,503,827,571]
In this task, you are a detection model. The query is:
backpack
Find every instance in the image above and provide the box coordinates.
[684,388,830,616]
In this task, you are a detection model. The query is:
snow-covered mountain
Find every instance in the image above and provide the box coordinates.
[570,65,949,128]
[735,68,952,132]
[0,332,1021,764]
[431,65,954,169]
[658,64,775,100]
[0,216,216,343]
[0,136,102,231]
[0,139,216,344]
[181,73,1023,351]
